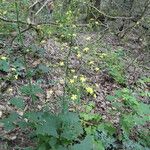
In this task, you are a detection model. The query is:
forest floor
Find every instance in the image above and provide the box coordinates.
[0,30,150,149]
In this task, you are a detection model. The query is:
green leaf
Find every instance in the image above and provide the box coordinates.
[23,147,33,150]
[94,140,105,150]
[37,143,47,150]
[106,95,116,101]
[98,123,116,136]
[0,112,19,131]
[71,135,93,150]
[59,112,83,140]
[9,97,25,109]
[20,84,44,96]
[38,64,49,73]
[0,59,9,72]
[25,112,58,137]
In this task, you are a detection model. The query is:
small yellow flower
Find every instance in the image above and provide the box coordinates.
[8,88,13,92]
[93,94,97,98]
[95,84,99,88]
[59,79,65,84]
[90,18,94,21]
[3,11,7,15]
[69,79,75,84]
[61,34,65,38]
[0,56,7,60]
[14,74,18,79]
[77,53,81,58]
[37,25,41,29]
[80,76,86,83]
[86,87,94,95]
[71,94,77,100]
[62,43,68,47]
[73,75,78,79]
[99,53,107,58]
[72,33,76,37]
[74,46,78,50]
[89,61,94,65]
[11,68,16,71]
[59,61,64,66]
[95,21,99,25]
[40,40,46,44]
[71,69,75,73]
[95,67,99,71]
[83,47,89,52]
[86,37,91,41]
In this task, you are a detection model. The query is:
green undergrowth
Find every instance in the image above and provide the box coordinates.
[0,0,150,150]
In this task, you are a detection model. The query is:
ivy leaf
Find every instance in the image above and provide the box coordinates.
[9,97,25,109]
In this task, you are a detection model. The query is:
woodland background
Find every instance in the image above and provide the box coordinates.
[0,0,150,150]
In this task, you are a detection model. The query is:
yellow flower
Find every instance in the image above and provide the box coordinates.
[89,61,94,65]
[100,53,107,58]
[37,25,41,29]
[40,40,46,44]
[0,56,7,60]
[59,61,64,66]
[72,33,76,37]
[83,47,89,52]
[69,79,75,84]
[71,69,75,73]
[80,76,86,83]
[86,37,91,41]
[14,74,18,79]
[77,53,81,58]
[11,68,16,71]
[90,18,94,21]
[95,21,99,25]
[74,46,78,50]
[95,67,99,71]
[73,75,78,79]
[61,34,65,38]
[71,94,77,100]
[3,11,7,15]
[59,79,65,84]
[93,94,96,98]
[86,87,94,95]
[95,84,99,88]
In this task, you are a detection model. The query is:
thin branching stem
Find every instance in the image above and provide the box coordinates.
[15,1,33,102]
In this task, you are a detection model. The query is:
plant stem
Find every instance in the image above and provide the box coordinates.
[15,1,33,101]
[62,38,73,114]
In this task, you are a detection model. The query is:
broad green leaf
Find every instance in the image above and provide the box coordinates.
[38,64,49,73]
[0,112,19,131]
[71,135,93,150]
[9,97,25,109]
[0,59,9,72]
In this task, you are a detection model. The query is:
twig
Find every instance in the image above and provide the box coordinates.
[88,4,133,20]
[35,0,52,15]
[0,16,57,26]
